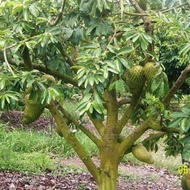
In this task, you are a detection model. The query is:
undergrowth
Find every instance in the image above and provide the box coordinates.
[0,124,98,173]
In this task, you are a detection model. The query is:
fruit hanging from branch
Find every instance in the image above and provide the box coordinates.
[23,88,45,124]
[144,62,159,85]
[125,65,145,94]
[132,143,154,164]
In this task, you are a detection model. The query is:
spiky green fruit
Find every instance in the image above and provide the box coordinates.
[144,62,159,85]
[125,65,145,94]
[185,174,190,190]
[132,143,154,164]
[181,174,189,190]
[23,94,44,124]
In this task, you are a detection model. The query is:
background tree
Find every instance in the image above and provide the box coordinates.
[0,0,190,189]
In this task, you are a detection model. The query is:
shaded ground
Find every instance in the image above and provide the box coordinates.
[0,111,182,190]
[61,157,181,190]
[0,160,181,190]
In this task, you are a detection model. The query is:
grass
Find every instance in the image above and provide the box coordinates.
[152,141,181,174]
[0,124,98,173]
[0,150,55,173]
[0,122,181,175]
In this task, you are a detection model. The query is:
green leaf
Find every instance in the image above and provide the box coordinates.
[92,101,103,114]
[151,78,161,92]
[0,96,5,109]
[118,57,129,69]
[81,93,92,103]
[181,107,190,115]
[171,112,189,119]
[168,117,183,128]
[77,69,86,79]
[23,8,29,21]
[180,43,190,56]
[97,0,103,12]
[78,75,86,86]
[5,96,10,104]
[185,118,190,132]
[29,4,39,17]
[181,117,188,132]
[117,47,133,56]
[182,139,190,162]
[88,76,95,86]
[93,90,104,104]
[77,101,89,116]
[107,45,116,54]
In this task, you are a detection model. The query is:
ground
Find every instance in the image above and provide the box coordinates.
[0,111,182,190]
[0,158,182,190]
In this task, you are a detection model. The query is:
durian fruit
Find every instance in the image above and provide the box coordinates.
[181,174,190,190]
[181,174,189,190]
[185,174,190,189]
[23,93,44,124]
[125,65,145,94]
[144,62,159,85]
[132,143,154,164]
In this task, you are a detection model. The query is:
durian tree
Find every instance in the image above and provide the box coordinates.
[1,0,190,189]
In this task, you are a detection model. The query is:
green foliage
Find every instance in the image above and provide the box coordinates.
[169,103,190,133]
[167,101,190,162]
[164,134,183,157]
[154,7,190,94]
[0,0,190,188]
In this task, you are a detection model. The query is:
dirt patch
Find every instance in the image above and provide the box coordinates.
[0,110,54,131]
[0,170,96,190]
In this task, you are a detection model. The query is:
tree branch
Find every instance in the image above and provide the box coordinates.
[161,2,188,13]
[56,102,101,147]
[129,0,154,60]
[54,43,75,67]
[124,11,149,16]
[50,0,66,26]
[118,117,152,156]
[2,49,15,76]
[118,91,142,133]
[117,98,131,107]
[47,101,99,181]
[129,0,148,21]
[103,91,118,128]
[22,46,33,70]
[124,131,166,154]
[120,0,124,20]
[0,52,80,88]
[141,132,166,146]
[32,64,80,87]
[87,112,105,137]
[162,65,190,106]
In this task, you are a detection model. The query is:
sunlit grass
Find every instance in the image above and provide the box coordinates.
[0,123,98,173]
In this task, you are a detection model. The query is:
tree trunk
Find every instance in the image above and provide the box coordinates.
[97,145,119,190]
[97,165,118,190]
[97,173,117,190]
